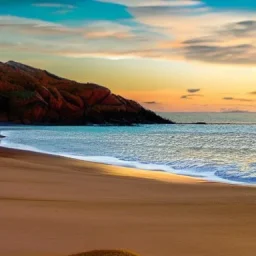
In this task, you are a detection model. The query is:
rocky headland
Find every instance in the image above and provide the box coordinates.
[0,61,173,125]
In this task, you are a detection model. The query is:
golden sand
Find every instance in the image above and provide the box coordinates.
[0,147,255,256]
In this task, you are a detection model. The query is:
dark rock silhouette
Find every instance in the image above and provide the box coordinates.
[69,250,139,256]
[0,61,173,125]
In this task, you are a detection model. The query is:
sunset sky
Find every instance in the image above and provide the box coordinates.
[0,0,255,112]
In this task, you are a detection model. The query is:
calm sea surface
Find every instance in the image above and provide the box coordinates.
[159,112,256,124]
[1,113,256,185]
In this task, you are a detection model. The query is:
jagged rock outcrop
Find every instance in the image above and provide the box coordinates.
[0,61,173,125]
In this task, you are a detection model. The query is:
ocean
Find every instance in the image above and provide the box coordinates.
[0,112,256,185]
[160,112,256,124]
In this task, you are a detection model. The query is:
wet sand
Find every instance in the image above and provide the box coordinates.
[0,147,255,256]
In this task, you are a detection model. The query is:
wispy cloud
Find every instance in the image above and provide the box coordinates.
[1,0,256,65]
[223,97,255,102]
[83,21,134,39]
[97,0,203,7]
[181,88,203,99]
[143,101,159,104]
[181,94,203,99]
[0,0,77,5]
[32,2,76,14]
[219,20,256,38]
[32,3,75,9]
[0,16,169,59]
[187,88,200,93]
[185,44,256,65]
[125,1,256,65]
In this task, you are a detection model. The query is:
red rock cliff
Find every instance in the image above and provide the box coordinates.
[0,61,172,125]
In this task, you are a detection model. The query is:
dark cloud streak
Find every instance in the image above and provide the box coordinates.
[143,101,159,104]
[181,94,203,99]
[223,97,255,102]
[185,44,256,65]
[187,88,200,93]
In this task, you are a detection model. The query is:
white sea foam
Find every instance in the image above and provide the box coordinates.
[0,125,255,185]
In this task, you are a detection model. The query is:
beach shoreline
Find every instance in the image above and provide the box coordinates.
[0,146,256,256]
[0,130,249,186]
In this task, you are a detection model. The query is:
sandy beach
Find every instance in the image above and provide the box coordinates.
[0,146,255,256]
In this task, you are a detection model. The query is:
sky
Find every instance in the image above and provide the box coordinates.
[0,0,255,112]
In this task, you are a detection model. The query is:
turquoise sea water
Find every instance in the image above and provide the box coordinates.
[1,113,256,185]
